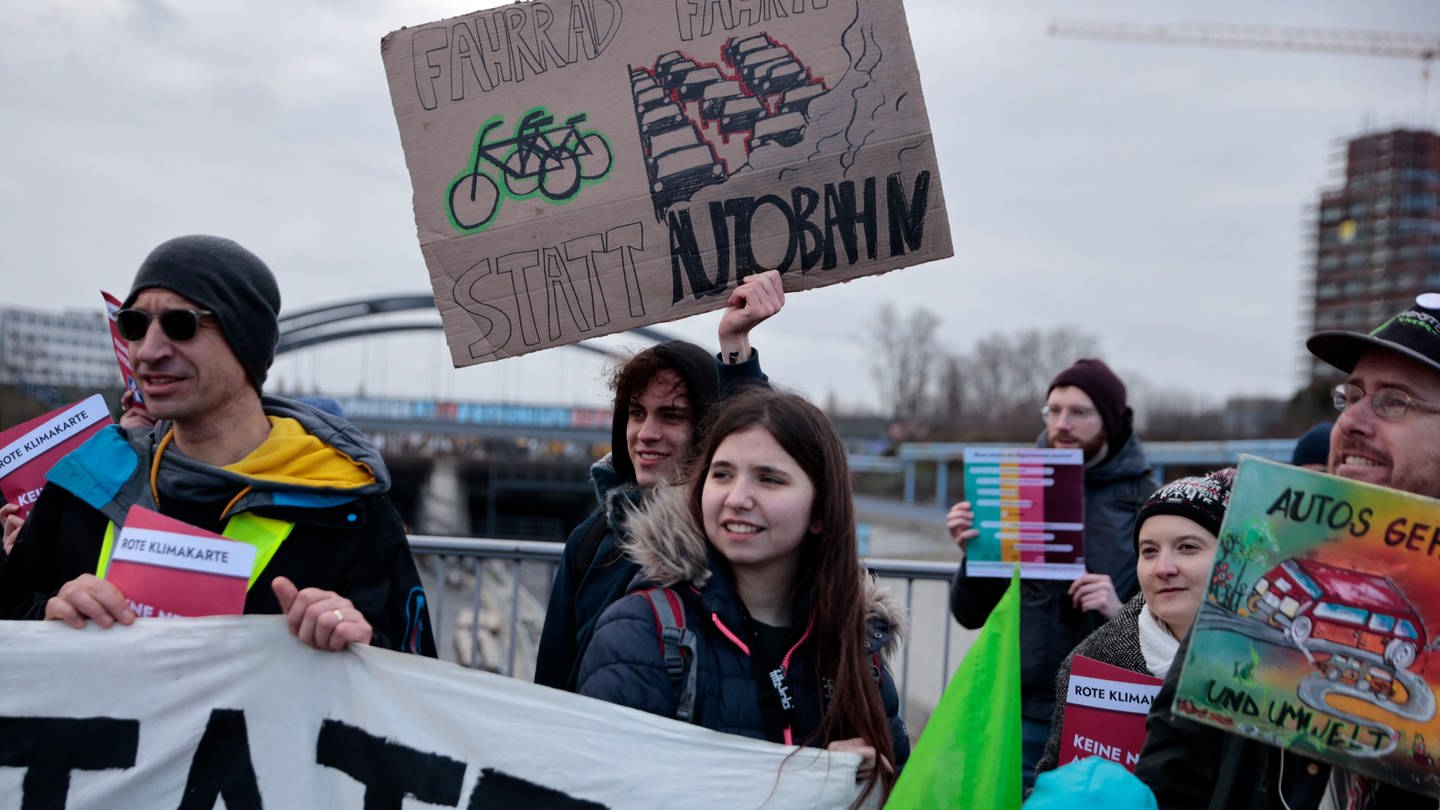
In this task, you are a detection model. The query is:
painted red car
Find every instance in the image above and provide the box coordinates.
[1249,557,1427,671]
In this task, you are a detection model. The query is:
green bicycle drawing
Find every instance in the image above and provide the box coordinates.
[447,108,614,233]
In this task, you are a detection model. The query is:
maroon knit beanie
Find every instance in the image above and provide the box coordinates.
[1048,358,1128,447]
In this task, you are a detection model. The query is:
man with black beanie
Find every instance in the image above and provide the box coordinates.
[947,357,1157,789]
[535,270,785,692]
[0,235,436,657]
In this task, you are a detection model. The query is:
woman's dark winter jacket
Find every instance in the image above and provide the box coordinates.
[0,396,436,655]
[950,429,1156,723]
[1035,593,1149,776]
[575,486,911,765]
[534,344,765,691]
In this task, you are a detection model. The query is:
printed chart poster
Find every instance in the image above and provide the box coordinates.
[102,290,142,404]
[1057,655,1162,772]
[1174,457,1440,797]
[381,0,953,366]
[962,447,1084,580]
[0,395,112,520]
[105,506,256,618]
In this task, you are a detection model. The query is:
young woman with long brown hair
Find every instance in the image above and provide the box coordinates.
[577,387,909,801]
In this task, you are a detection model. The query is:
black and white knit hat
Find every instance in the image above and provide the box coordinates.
[1133,467,1237,550]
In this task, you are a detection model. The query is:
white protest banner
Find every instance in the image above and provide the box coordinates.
[380,0,952,365]
[0,617,870,809]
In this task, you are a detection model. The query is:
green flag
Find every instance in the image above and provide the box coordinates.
[886,567,1021,809]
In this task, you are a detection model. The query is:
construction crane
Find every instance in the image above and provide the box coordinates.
[1048,20,1438,63]
[1049,20,1440,107]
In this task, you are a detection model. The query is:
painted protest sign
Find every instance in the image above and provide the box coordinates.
[103,506,256,618]
[102,290,143,405]
[1057,655,1162,772]
[0,618,871,809]
[380,0,952,366]
[1174,457,1440,796]
[962,447,1084,580]
[0,395,112,520]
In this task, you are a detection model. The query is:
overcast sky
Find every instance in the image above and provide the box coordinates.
[2,0,1435,414]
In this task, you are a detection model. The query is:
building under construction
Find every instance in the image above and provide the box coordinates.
[1308,128,1440,383]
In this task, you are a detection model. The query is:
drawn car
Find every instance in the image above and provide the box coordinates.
[678,67,724,102]
[752,59,808,95]
[1249,557,1429,671]
[717,96,765,134]
[701,81,747,120]
[658,56,699,91]
[724,34,773,66]
[737,47,791,85]
[779,83,826,115]
[749,111,807,149]
[650,144,727,209]
[640,102,688,137]
[633,86,669,114]
[645,123,702,160]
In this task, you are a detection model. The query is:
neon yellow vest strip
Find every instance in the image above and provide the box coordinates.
[96,513,295,591]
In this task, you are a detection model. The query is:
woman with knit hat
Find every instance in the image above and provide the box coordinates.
[1034,467,1236,777]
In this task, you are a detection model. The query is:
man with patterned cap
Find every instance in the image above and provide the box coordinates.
[1137,293,1440,809]
[948,357,1157,788]
[0,235,436,656]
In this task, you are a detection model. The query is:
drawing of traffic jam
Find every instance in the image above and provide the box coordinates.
[1242,557,1436,720]
[630,33,827,217]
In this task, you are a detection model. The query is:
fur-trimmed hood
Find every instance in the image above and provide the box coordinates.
[618,483,909,657]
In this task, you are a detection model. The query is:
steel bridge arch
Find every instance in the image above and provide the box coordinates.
[276,295,679,358]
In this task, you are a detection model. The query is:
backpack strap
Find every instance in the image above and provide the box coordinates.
[641,588,698,724]
[569,508,611,584]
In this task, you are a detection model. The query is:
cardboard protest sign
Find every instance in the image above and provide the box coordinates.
[0,395,112,519]
[962,447,1084,580]
[103,506,256,618]
[1057,655,1162,772]
[0,618,871,808]
[101,290,143,405]
[1174,457,1440,796]
[381,0,952,366]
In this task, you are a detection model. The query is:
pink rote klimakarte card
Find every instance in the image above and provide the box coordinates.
[105,505,256,618]
[101,290,142,405]
[1057,654,1163,772]
[0,395,113,519]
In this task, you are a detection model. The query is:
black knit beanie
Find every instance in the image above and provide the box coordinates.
[1290,423,1332,468]
[1049,358,1131,455]
[609,340,720,484]
[1133,467,1237,553]
[122,235,281,391]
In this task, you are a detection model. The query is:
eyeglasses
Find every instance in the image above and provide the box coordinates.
[1332,382,1440,421]
[114,308,214,342]
[1041,405,1098,422]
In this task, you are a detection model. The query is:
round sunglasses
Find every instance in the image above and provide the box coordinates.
[114,308,215,342]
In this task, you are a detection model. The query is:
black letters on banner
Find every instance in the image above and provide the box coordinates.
[315,719,466,809]
[467,767,609,809]
[177,709,262,810]
[0,716,139,810]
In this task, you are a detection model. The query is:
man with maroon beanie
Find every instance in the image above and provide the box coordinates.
[947,358,1157,788]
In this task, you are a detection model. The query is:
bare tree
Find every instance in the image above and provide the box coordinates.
[867,303,942,423]
[942,326,1102,436]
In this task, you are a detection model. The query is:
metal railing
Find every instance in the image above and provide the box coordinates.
[408,535,970,725]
